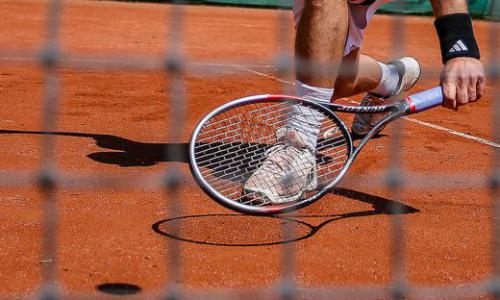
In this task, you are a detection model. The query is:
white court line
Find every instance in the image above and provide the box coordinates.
[242,67,500,149]
[402,117,500,148]
[242,68,292,84]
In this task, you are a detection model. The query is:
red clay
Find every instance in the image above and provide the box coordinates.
[0,0,497,298]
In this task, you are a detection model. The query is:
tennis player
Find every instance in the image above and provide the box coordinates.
[243,0,485,204]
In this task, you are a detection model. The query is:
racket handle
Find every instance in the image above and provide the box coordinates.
[405,86,443,113]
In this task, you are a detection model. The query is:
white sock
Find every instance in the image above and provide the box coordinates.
[286,80,334,151]
[370,62,400,98]
[295,80,334,103]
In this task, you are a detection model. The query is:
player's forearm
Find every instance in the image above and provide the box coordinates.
[429,0,468,17]
[428,0,485,109]
[429,0,479,64]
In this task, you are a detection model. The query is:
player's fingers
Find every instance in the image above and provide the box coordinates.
[476,76,486,100]
[467,78,477,102]
[442,83,457,109]
[456,81,469,106]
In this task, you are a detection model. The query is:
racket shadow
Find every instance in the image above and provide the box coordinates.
[152,187,419,247]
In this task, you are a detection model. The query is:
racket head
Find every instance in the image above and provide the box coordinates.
[189,94,354,215]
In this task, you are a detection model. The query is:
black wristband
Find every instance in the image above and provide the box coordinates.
[434,13,480,64]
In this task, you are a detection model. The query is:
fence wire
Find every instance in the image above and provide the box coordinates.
[0,0,498,299]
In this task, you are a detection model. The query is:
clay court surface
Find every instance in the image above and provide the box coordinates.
[0,0,498,298]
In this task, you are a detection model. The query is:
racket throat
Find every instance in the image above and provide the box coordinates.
[352,109,406,159]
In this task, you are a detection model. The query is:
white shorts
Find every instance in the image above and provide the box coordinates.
[293,0,395,56]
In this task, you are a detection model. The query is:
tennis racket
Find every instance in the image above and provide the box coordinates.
[189,86,443,215]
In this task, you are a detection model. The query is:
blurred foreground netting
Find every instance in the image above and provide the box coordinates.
[0,0,498,299]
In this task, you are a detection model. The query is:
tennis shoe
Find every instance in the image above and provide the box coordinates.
[242,128,317,204]
[352,57,421,136]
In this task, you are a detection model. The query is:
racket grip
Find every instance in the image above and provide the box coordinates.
[405,86,443,113]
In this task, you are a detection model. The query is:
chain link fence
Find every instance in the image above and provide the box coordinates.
[0,0,498,298]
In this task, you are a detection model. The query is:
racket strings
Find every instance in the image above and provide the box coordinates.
[201,103,287,135]
[194,101,350,206]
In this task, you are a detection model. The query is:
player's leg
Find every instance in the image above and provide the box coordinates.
[333,48,420,100]
[243,0,350,204]
[294,0,349,89]
[290,0,420,149]
[332,49,382,99]
[294,0,420,104]
[336,0,421,135]
[243,0,420,203]
[290,0,347,149]
[350,55,421,136]
[289,0,349,151]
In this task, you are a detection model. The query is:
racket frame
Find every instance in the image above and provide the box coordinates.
[190,87,443,215]
[189,94,356,215]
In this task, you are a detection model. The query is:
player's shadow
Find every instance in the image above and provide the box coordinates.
[152,187,419,247]
[0,129,418,246]
[0,130,337,172]
[0,129,188,166]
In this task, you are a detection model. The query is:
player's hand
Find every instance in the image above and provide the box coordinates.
[440,57,485,110]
